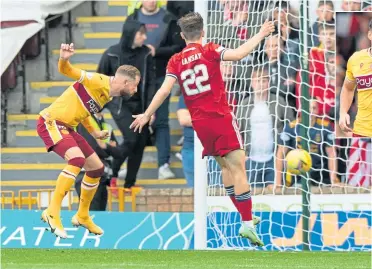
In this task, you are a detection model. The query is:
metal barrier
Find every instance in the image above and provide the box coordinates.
[1,191,15,209]
[18,189,73,210]
[1,187,142,212]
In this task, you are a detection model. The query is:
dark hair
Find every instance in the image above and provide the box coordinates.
[177,12,204,41]
[318,19,335,32]
[318,0,334,9]
[138,25,147,34]
[116,65,141,79]
[275,0,290,9]
[369,19,372,31]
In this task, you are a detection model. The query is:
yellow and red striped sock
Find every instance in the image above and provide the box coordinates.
[48,164,81,216]
[78,172,101,218]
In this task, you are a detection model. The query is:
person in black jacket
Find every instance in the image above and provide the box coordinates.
[126,1,186,179]
[97,20,156,190]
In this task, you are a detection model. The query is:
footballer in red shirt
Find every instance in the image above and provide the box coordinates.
[131,12,274,246]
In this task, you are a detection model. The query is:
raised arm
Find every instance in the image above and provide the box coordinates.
[58,43,83,81]
[130,76,177,133]
[223,20,275,61]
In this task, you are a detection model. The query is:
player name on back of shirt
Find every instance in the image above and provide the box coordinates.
[182,53,202,65]
[356,73,372,90]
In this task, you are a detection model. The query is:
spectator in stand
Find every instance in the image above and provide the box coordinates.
[275,100,339,187]
[176,94,194,187]
[272,1,302,50]
[97,20,156,191]
[127,0,167,16]
[311,0,334,47]
[318,21,336,52]
[264,34,299,112]
[342,0,362,11]
[296,51,336,119]
[237,67,294,192]
[127,0,185,179]
[296,22,336,118]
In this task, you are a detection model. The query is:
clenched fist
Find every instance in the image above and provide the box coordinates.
[60,43,75,60]
[92,130,110,140]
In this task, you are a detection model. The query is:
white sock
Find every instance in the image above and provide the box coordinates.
[243,220,254,228]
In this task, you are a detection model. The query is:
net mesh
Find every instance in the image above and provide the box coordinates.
[203,0,372,250]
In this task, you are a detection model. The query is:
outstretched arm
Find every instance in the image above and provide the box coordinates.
[58,43,83,81]
[130,76,177,133]
[223,20,275,61]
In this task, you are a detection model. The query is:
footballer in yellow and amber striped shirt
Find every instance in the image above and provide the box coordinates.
[339,21,372,137]
[37,43,140,239]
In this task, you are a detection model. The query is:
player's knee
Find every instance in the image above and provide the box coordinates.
[86,165,104,178]
[68,157,86,168]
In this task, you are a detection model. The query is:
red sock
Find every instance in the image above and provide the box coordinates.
[235,191,252,221]
[225,186,238,209]
[229,195,238,209]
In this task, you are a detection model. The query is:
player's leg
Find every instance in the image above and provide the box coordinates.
[223,149,252,220]
[223,150,263,246]
[71,132,104,235]
[43,145,85,238]
[215,156,261,226]
[37,118,85,238]
[214,156,238,208]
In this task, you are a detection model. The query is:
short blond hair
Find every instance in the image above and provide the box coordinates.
[177,12,203,41]
[116,65,141,80]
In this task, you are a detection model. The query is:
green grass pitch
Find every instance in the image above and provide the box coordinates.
[1,249,371,269]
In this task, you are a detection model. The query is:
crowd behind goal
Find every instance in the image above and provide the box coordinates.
[200,0,372,193]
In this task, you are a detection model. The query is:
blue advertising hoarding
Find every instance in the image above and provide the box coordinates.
[1,210,371,250]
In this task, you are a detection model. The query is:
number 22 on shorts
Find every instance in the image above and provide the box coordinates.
[181,64,211,96]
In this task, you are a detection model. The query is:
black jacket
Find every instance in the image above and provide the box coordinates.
[166,1,194,18]
[127,8,185,78]
[97,20,156,114]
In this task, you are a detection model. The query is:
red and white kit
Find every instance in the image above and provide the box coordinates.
[166,42,243,157]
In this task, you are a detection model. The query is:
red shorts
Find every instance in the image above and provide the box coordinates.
[193,113,243,158]
[36,116,94,158]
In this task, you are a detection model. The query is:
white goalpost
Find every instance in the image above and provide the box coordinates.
[193,0,371,251]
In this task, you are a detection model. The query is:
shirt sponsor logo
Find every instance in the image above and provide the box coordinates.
[86,99,100,114]
[73,82,102,114]
[355,74,372,90]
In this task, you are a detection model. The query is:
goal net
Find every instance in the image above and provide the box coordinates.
[194,0,372,251]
